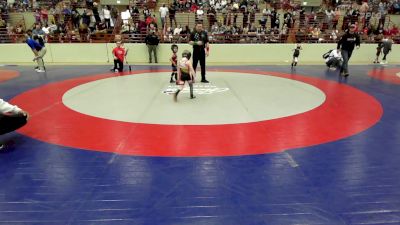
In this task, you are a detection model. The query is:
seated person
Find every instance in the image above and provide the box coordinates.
[0,98,29,150]
[325,49,343,69]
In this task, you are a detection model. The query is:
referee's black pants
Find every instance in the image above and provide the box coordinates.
[192,48,206,81]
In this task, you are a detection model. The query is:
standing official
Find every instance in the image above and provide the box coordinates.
[189,22,210,83]
[337,24,360,77]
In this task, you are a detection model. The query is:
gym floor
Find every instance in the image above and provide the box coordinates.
[0,64,399,225]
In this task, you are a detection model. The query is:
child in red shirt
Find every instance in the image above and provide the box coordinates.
[112,41,126,72]
[169,44,178,83]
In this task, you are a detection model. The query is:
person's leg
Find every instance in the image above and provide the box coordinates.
[326,58,333,67]
[192,50,199,72]
[153,45,158,63]
[331,58,340,68]
[340,50,349,75]
[375,50,381,63]
[118,59,124,72]
[113,59,118,71]
[148,45,152,63]
[170,68,177,82]
[382,52,387,61]
[189,81,195,99]
[199,50,207,81]
[0,114,28,135]
[161,17,165,28]
[37,48,47,71]
[174,82,185,102]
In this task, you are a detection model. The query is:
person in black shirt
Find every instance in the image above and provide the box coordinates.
[189,22,210,83]
[145,30,160,63]
[168,4,177,28]
[337,24,360,77]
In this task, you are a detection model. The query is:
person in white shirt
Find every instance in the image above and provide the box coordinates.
[159,4,169,29]
[173,24,182,35]
[103,6,111,29]
[209,0,215,6]
[326,49,343,69]
[221,0,227,8]
[121,7,131,25]
[0,99,29,150]
[42,24,50,35]
[196,7,204,22]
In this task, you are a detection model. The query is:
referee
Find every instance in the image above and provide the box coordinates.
[189,22,210,83]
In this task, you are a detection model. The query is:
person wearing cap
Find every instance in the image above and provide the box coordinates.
[173,50,196,101]
[337,24,360,77]
[112,41,126,72]
[0,98,29,150]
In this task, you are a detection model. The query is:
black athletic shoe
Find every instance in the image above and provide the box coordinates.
[190,95,196,99]
[170,79,175,83]
[344,73,349,77]
[201,80,209,83]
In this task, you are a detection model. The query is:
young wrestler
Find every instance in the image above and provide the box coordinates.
[291,43,302,67]
[170,44,178,83]
[112,41,126,72]
[173,50,196,101]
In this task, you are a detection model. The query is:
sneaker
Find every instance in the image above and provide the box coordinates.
[170,79,175,83]
[343,73,349,77]
[114,69,119,73]
[201,80,209,83]
[36,69,46,73]
[329,67,337,70]
[190,95,196,99]
[0,144,4,151]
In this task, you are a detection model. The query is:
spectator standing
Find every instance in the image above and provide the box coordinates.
[145,30,160,63]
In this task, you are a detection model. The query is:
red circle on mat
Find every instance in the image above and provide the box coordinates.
[10,70,383,157]
[0,70,20,83]
[368,68,400,84]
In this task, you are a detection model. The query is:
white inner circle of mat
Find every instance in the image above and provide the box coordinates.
[62,72,326,125]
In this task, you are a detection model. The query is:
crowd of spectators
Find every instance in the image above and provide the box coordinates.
[0,0,399,44]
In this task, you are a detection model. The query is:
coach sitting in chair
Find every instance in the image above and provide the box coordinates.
[0,99,29,150]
